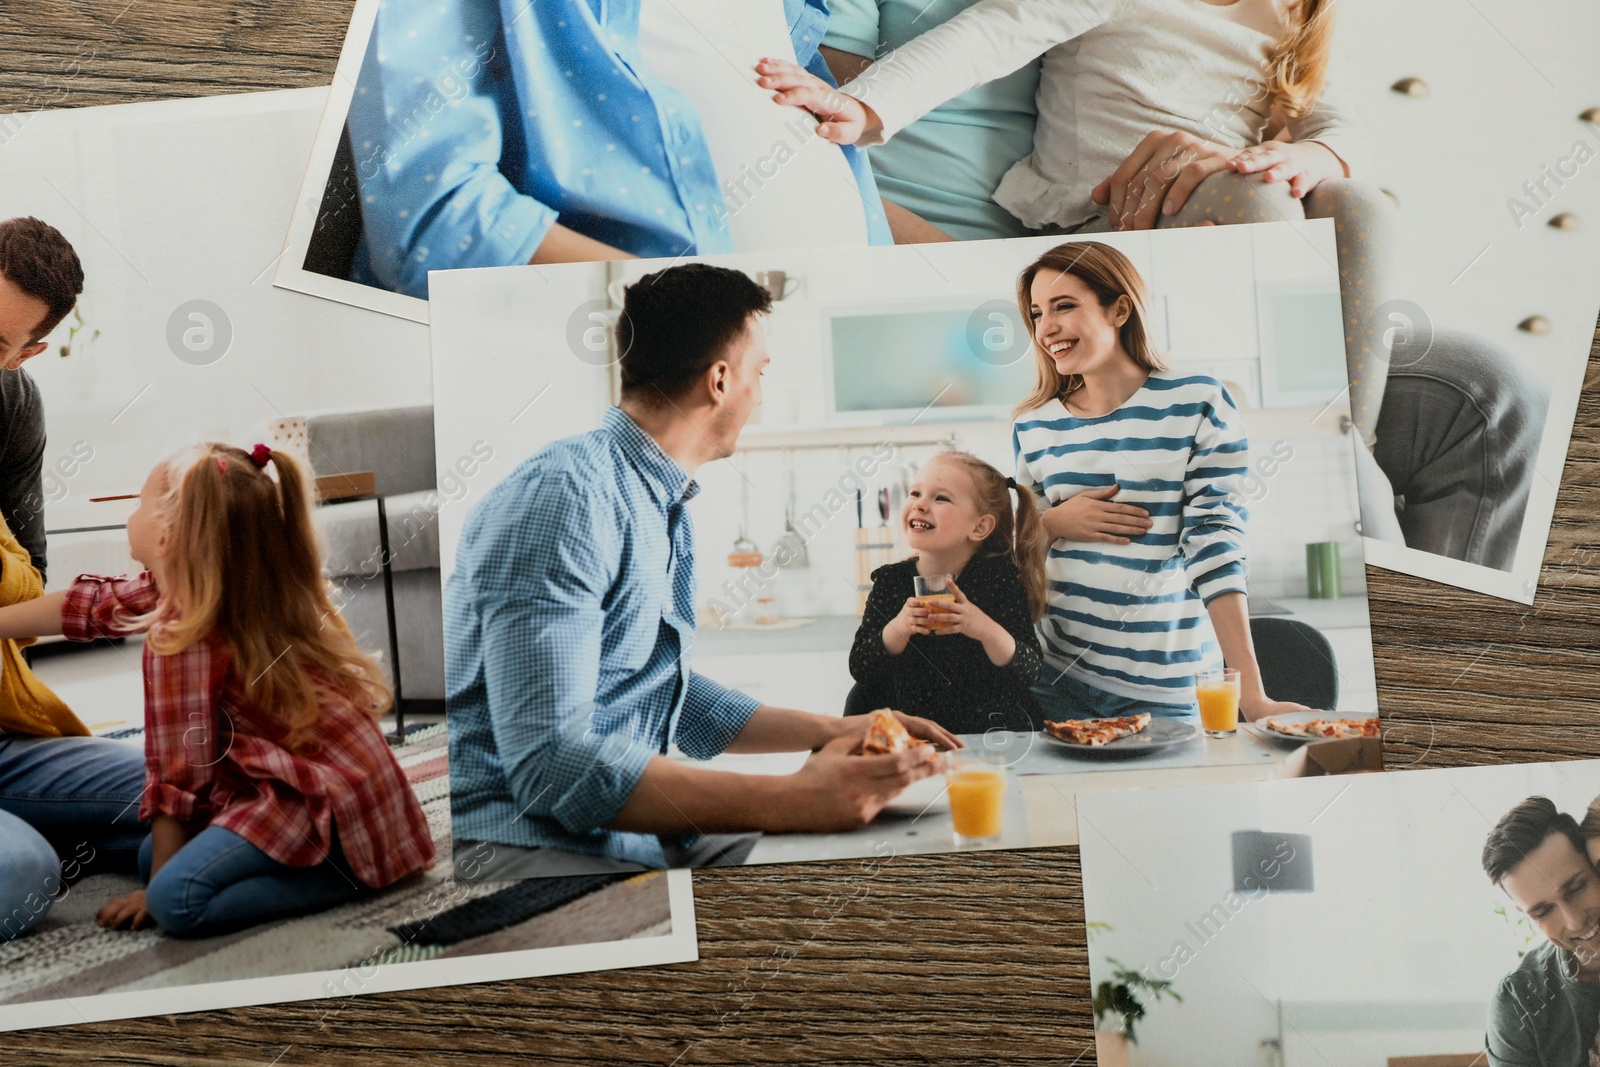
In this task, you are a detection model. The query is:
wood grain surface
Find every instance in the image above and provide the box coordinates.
[3,3,1599,1064]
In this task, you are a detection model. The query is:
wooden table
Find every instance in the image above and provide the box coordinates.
[3,4,1598,1064]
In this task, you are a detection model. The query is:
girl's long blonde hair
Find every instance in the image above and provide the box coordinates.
[931,451,1049,621]
[1267,0,1336,119]
[1012,241,1168,418]
[142,443,391,750]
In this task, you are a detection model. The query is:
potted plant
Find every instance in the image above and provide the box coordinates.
[1093,958,1182,1066]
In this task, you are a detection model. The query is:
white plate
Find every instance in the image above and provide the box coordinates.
[1243,711,1380,746]
[1039,717,1199,758]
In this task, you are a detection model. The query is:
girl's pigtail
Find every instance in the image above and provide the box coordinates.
[1009,482,1050,622]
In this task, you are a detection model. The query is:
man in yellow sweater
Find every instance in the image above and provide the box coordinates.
[0,218,145,942]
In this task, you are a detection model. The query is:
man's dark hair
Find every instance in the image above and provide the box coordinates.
[1483,795,1589,886]
[616,264,772,405]
[0,216,85,342]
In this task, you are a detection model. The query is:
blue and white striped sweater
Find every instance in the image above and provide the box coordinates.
[1013,371,1250,704]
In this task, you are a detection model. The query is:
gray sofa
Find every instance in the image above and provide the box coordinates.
[309,406,444,710]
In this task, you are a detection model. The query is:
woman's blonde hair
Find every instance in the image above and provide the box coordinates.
[1266,0,1336,119]
[928,451,1049,621]
[140,443,391,750]
[1012,241,1168,418]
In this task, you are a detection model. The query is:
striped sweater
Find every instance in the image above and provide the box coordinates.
[1012,371,1250,705]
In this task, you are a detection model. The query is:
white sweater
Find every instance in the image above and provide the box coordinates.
[847,0,1368,230]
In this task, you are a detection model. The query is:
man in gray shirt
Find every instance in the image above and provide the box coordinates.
[1482,796,1600,1065]
[0,215,84,581]
[0,217,148,944]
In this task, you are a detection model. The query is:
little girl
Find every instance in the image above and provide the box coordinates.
[758,0,1394,447]
[0,442,434,938]
[847,451,1048,734]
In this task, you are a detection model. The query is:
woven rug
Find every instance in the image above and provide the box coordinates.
[0,724,673,1006]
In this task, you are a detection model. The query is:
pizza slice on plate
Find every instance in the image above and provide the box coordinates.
[1043,712,1152,747]
[1261,716,1380,740]
[861,708,915,754]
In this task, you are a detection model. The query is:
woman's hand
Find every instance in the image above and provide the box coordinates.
[1227,141,1346,199]
[1043,486,1152,544]
[882,596,933,654]
[96,889,152,931]
[1239,691,1317,723]
[755,57,881,144]
[932,578,1017,667]
[1092,130,1237,230]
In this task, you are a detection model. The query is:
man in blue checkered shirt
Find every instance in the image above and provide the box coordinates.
[446,264,960,875]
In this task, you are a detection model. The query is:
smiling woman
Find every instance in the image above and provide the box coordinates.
[1010,241,1310,725]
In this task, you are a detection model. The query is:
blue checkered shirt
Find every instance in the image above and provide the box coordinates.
[445,407,761,868]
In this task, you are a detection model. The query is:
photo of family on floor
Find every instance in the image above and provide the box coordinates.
[280,0,1600,605]
[0,87,693,1031]
[427,223,1382,875]
[1076,759,1600,1067]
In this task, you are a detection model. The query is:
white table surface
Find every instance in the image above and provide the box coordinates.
[675,727,1302,862]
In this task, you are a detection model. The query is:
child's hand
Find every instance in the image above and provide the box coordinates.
[755,57,879,144]
[934,578,1018,668]
[927,577,996,642]
[1227,141,1345,199]
[97,889,152,931]
[884,596,934,651]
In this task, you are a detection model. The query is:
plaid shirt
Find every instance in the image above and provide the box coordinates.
[445,406,761,868]
[62,572,434,888]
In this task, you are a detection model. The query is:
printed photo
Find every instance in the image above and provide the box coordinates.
[1076,759,1600,1067]
[277,0,1600,603]
[0,88,694,1031]
[428,222,1382,876]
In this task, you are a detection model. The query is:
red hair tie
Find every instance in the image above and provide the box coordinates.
[249,443,272,469]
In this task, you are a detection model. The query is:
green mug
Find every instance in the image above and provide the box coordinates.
[1306,542,1341,599]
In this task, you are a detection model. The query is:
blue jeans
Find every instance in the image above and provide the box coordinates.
[0,736,147,874]
[1030,671,1197,721]
[1374,327,1547,572]
[0,808,60,942]
[139,824,372,938]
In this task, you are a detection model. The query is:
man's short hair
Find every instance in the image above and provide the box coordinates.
[616,264,772,405]
[1483,795,1589,886]
[0,217,85,343]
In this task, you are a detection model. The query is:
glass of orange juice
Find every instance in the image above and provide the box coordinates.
[946,752,1006,847]
[913,573,956,631]
[1196,667,1241,738]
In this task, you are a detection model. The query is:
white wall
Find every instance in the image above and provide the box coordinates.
[1079,761,1600,1065]
[2,89,433,549]
[1339,0,1600,399]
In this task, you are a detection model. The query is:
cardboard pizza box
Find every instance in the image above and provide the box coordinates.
[1281,736,1384,777]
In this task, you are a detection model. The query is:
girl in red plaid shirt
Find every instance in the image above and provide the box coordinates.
[0,442,434,936]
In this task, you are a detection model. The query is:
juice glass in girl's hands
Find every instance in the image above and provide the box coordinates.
[1196,667,1241,738]
[913,573,956,631]
[946,754,1006,846]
